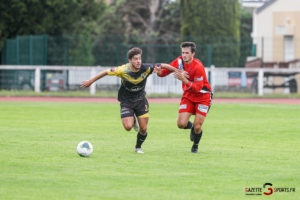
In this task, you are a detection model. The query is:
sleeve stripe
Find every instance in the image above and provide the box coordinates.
[186,81,193,89]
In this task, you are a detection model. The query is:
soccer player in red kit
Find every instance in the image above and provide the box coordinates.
[157,42,213,153]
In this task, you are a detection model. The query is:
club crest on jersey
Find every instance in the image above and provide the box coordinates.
[178,64,184,70]
[178,58,184,70]
[110,68,115,72]
[141,72,147,79]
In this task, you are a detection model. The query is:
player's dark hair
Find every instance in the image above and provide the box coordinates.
[127,47,142,60]
[180,42,196,53]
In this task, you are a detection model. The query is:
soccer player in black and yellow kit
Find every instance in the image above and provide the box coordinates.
[81,47,176,153]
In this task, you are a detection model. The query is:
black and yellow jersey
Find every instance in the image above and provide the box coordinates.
[107,63,156,102]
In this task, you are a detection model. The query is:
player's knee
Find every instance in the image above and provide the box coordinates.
[193,124,202,133]
[139,126,147,133]
[123,124,132,131]
[177,121,186,129]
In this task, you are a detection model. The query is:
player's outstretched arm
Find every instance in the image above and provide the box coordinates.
[161,63,178,72]
[156,63,178,77]
[81,70,108,88]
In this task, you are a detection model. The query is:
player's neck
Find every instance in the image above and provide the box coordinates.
[185,58,193,65]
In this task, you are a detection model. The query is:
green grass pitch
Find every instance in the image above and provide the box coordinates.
[0,101,299,200]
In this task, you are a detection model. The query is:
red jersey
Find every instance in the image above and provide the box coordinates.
[159,56,212,102]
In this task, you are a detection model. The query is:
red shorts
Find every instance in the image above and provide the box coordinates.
[179,94,212,116]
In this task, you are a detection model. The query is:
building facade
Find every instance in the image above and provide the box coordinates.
[252,0,300,62]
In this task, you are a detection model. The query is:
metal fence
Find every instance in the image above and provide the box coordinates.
[1,35,254,68]
[1,65,300,96]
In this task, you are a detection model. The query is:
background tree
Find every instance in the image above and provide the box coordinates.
[121,0,176,62]
[180,0,240,67]
[94,0,181,64]
[0,0,105,37]
[157,0,181,44]
[92,0,127,66]
[0,0,106,64]
[1,0,250,67]
[239,7,253,67]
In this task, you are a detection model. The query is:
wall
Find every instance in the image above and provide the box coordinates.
[273,11,300,61]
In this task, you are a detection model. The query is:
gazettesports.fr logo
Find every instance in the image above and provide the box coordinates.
[245,183,296,196]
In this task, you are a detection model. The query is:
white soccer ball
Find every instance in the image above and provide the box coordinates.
[77,141,93,157]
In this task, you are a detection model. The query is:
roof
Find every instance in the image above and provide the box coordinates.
[256,0,278,14]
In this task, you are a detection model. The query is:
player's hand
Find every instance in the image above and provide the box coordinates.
[174,70,188,81]
[80,80,93,88]
[153,64,162,74]
[182,71,189,79]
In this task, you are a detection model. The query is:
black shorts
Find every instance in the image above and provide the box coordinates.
[120,97,149,118]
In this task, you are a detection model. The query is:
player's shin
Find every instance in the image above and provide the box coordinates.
[191,131,202,153]
[135,131,147,148]
[193,130,203,144]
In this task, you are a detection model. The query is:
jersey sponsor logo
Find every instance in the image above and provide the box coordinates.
[195,76,203,81]
[198,104,208,113]
[179,104,187,109]
[126,86,144,92]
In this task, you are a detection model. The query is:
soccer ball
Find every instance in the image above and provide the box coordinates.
[77,141,93,157]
